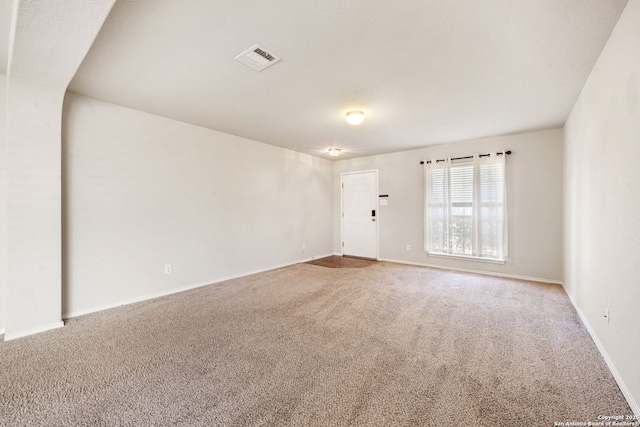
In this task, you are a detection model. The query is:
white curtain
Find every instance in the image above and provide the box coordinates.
[424,152,508,261]
[475,152,508,260]
[424,158,451,253]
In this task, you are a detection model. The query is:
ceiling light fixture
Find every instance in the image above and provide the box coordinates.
[328,148,341,157]
[345,111,365,125]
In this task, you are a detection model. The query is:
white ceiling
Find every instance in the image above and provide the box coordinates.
[5,0,115,88]
[67,0,628,160]
[0,0,14,75]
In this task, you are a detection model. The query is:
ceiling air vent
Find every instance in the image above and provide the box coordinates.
[235,44,281,71]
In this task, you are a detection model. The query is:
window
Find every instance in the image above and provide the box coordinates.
[424,152,508,262]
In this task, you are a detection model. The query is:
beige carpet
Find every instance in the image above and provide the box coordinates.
[0,262,632,426]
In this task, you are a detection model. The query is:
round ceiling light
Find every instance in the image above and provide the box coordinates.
[328,148,341,157]
[345,111,365,125]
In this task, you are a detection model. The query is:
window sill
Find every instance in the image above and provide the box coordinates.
[427,252,506,264]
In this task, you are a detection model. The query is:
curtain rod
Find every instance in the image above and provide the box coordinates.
[419,150,511,165]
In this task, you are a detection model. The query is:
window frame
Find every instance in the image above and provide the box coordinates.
[424,153,507,264]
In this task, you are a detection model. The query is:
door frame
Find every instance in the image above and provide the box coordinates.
[340,169,379,260]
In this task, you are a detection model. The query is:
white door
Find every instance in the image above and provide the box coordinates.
[342,170,378,259]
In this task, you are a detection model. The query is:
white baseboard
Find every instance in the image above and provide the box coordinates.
[565,293,640,416]
[378,257,563,285]
[63,253,335,320]
[4,321,64,342]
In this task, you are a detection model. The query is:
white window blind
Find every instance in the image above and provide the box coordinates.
[424,152,508,262]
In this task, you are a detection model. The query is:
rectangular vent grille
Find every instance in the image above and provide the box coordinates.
[235,44,281,71]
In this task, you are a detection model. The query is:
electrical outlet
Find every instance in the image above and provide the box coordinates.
[604,308,609,325]
[165,264,172,274]
[406,245,411,251]
[302,243,306,250]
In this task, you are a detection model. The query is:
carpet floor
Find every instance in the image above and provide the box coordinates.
[0,262,632,426]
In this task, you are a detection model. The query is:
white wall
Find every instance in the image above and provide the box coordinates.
[3,0,115,340]
[0,73,6,335]
[5,78,66,339]
[564,0,640,414]
[334,128,564,283]
[62,93,333,318]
